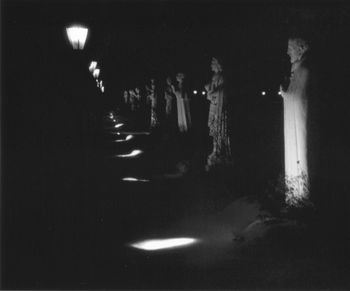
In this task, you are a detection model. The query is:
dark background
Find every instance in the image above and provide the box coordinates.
[2,0,350,288]
[3,0,349,183]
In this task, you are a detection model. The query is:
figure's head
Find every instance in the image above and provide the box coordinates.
[287,38,310,63]
[166,76,172,85]
[176,72,185,83]
[211,57,223,73]
[135,87,140,93]
[129,89,134,95]
[123,90,128,96]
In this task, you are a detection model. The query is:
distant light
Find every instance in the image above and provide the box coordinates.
[122,177,149,182]
[261,91,266,96]
[66,25,89,50]
[116,149,143,158]
[113,119,116,122]
[130,238,198,251]
[201,91,206,95]
[278,91,282,95]
[89,61,97,72]
[193,90,198,95]
[114,123,124,129]
[93,69,100,78]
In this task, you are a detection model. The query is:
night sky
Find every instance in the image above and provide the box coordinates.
[2,0,350,183]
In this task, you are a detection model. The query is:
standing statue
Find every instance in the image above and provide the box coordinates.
[172,73,191,133]
[280,37,313,207]
[164,76,177,130]
[123,90,129,104]
[205,57,231,170]
[146,79,159,129]
[129,89,137,112]
[134,87,141,110]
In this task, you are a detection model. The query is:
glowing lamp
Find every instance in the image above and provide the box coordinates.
[66,25,89,50]
[93,69,100,78]
[278,91,282,95]
[261,91,266,96]
[130,238,198,251]
[193,90,198,95]
[201,91,206,95]
[89,61,97,72]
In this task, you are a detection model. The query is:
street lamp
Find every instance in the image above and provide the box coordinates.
[66,25,89,50]
[93,68,100,78]
[89,61,97,72]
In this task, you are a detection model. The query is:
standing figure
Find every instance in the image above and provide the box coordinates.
[123,90,129,103]
[146,79,159,129]
[129,89,137,112]
[123,90,129,113]
[164,76,177,130]
[123,90,129,104]
[134,87,141,110]
[280,37,313,207]
[205,57,231,170]
[172,73,191,132]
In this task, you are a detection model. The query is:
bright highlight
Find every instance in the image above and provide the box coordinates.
[114,135,134,143]
[130,238,198,251]
[66,26,88,50]
[89,61,97,72]
[122,177,149,182]
[114,123,124,129]
[117,149,143,158]
[93,69,100,78]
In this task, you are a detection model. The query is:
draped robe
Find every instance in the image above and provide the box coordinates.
[147,89,159,129]
[282,57,311,206]
[174,87,191,132]
[206,72,231,168]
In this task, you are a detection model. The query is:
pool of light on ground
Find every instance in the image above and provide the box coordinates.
[130,238,199,251]
[116,149,143,158]
[122,177,149,182]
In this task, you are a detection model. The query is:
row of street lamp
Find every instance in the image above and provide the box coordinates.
[66,24,105,93]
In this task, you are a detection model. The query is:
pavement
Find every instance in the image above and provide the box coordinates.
[2,111,350,289]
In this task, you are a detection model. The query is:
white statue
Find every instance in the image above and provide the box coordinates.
[280,37,312,207]
[205,57,231,170]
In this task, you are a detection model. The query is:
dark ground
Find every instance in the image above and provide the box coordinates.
[2,111,350,289]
